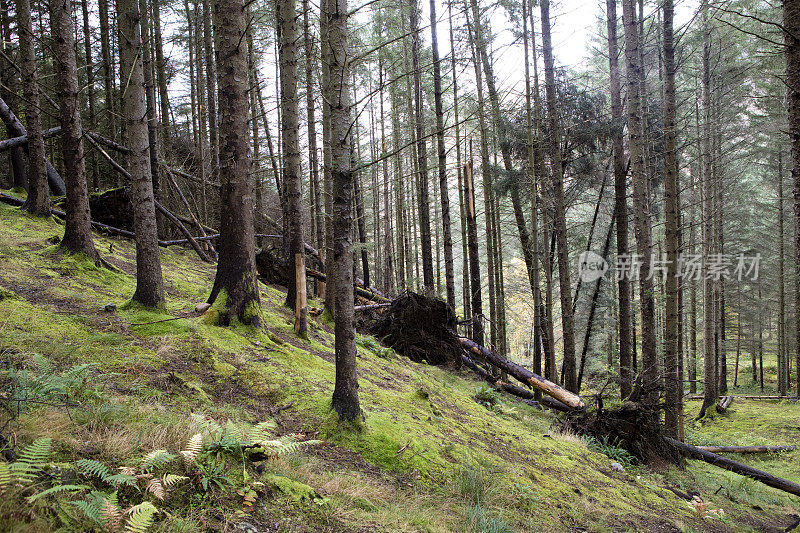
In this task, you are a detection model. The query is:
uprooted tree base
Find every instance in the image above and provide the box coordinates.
[562,399,682,467]
[366,292,462,366]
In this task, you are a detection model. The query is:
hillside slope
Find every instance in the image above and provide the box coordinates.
[1,196,798,532]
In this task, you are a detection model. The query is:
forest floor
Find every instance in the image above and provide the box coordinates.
[0,192,799,532]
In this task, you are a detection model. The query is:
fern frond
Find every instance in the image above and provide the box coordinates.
[139,450,175,472]
[16,438,52,467]
[27,483,89,502]
[104,472,138,487]
[100,497,124,532]
[161,474,188,488]
[145,478,165,500]
[125,501,157,533]
[76,458,110,480]
[71,499,103,526]
[252,421,277,440]
[181,433,203,468]
[0,462,11,490]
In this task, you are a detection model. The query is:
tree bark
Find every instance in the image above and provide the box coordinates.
[429,0,455,308]
[464,160,484,346]
[788,0,800,399]
[622,0,657,397]
[663,0,680,439]
[118,0,165,307]
[540,0,577,392]
[202,0,219,183]
[326,0,360,420]
[98,0,117,139]
[606,0,631,400]
[17,0,49,215]
[50,0,99,260]
[207,0,260,325]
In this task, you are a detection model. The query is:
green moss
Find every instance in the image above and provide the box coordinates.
[265,474,326,504]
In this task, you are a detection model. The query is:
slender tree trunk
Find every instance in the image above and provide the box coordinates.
[785,0,800,398]
[304,0,322,257]
[409,0,434,293]
[153,0,171,146]
[540,0,577,392]
[1,1,25,191]
[321,0,335,314]
[779,149,787,396]
[278,0,308,336]
[207,0,260,326]
[98,0,117,139]
[81,0,99,191]
[18,0,49,215]
[429,0,455,308]
[202,0,219,182]
[607,0,631,399]
[663,0,680,438]
[325,0,360,420]
[139,0,161,207]
[700,0,718,415]
[465,159,484,345]
[118,0,165,307]
[622,0,657,396]
[50,0,99,260]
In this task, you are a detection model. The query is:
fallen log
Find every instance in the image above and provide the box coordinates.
[86,131,130,154]
[306,268,389,303]
[686,395,798,401]
[716,395,734,413]
[458,337,585,410]
[0,127,61,152]
[0,95,66,196]
[666,437,800,497]
[354,303,392,312]
[695,445,796,454]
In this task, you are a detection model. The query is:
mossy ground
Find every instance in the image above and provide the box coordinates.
[0,195,798,532]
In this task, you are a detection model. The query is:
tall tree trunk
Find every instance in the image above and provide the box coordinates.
[202,0,219,183]
[207,0,260,325]
[1,1,26,191]
[153,0,171,146]
[278,0,308,336]
[325,0,360,420]
[321,0,335,314]
[700,0,718,414]
[449,1,467,319]
[607,0,631,399]
[622,0,657,396]
[304,0,322,257]
[139,0,161,206]
[118,0,165,306]
[779,149,787,396]
[409,0,434,293]
[663,0,680,438]
[429,0,455,308]
[50,0,99,260]
[465,159,484,346]
[785,0,800,398]
[540,0,577,392]
[98,0,117,139]
[81,0,99,191]
[18,0,49,215]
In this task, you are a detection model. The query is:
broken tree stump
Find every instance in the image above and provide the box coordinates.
[666,437,800,497]
[716,395,734,413]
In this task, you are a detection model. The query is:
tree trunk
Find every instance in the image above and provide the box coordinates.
[540,0,577,392]
[50,0,99,260]
[465,160,484,346]
[98,0,117,139]
[607,0,631,400]
[202,0,219,184]
[429,0,455,308]
[118,0,165,307]
[277,0,308,336]
[303,0,322,258]
[785,0,800,398]
[325,0,360,420]
[17,0,49,215]
[153,0,171,145]
[663,0,680,438]
[207,0,260,326]
[81,0,100,191]
[408,0,434,293]
[622,0,657,397]
[139,0,161,207]
[700,0,718,415]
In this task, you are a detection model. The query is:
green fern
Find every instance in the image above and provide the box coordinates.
[252,435,322,458]
[139,450,176,473]
[0,462,11,491]
[76,458,110,480]
[125,501,157,533]
[27,483,88,502]
[9,437,52,483]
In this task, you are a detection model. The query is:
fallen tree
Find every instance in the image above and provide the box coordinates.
[695,445,796,454]
[0,127,61,152]
[716,395,733,413]
[666,438,800,497]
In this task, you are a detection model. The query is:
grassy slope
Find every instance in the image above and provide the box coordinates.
[0,196,798,532]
